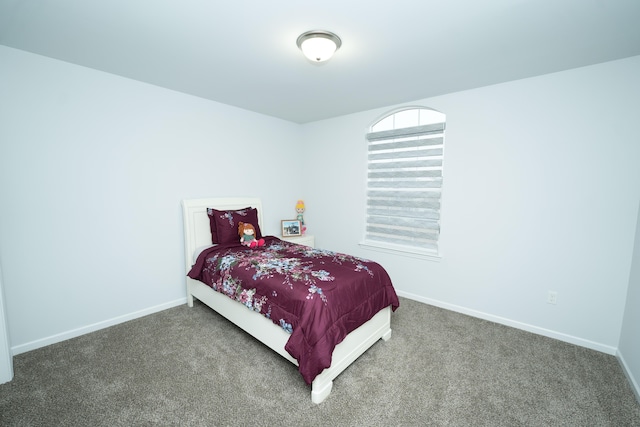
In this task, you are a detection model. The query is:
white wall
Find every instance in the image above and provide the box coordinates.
[619,200,640,401]
[0,262,13,384]
[302,56,640,354]
[1,43,639,376]
[0,46,303,353]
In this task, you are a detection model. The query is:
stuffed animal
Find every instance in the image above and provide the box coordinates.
[238,222,265,248]
[296,200,307,234]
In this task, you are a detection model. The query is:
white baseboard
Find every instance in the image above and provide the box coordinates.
[617,349,640,404]
[11,298,187,356]
[396,290,618,355]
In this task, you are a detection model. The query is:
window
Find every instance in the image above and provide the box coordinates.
[362,107,446,257]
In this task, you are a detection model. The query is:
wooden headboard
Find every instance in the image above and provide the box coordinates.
[181,197,264,273]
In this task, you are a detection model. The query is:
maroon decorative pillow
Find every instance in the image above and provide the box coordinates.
[207,207,261,244]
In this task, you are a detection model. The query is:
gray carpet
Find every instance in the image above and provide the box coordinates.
[1,297,639,426]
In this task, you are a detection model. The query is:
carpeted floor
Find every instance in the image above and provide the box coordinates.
[1,297,639,426]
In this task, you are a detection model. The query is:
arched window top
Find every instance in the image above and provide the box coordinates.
[371,107,446,133]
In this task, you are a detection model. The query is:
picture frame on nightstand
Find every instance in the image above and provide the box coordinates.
[281,219,302,237]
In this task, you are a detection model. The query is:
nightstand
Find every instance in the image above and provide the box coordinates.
[280,235,315,248]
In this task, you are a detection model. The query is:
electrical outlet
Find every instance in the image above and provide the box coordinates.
[547,291,558,305]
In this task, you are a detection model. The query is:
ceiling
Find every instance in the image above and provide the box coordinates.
[1,0,639,124]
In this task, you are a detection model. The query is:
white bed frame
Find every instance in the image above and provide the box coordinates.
[182,197,393,404]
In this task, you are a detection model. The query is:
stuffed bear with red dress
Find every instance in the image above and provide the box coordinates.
[238,222,265,248]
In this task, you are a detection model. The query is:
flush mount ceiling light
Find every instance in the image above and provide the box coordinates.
[296,30,342,63]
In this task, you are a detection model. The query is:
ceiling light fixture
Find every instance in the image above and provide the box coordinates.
[296,30,342,63]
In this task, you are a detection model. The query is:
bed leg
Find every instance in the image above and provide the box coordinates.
[187,292,194,308]
[186,279,195,307]
[381,328,392,341]
[311,378,333,404]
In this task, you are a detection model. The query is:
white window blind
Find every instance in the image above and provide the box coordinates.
[365,119,445,253]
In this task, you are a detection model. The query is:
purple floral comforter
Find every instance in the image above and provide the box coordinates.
[187,236,399,384]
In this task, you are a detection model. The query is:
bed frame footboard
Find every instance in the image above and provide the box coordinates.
[310,306,391,403]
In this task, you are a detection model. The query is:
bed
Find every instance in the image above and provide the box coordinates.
[182,197,399,403]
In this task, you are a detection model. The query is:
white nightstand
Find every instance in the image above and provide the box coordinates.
[280,235,315,248]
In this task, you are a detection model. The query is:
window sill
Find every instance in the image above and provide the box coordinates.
[358,240,441,262]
